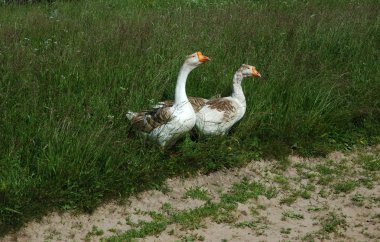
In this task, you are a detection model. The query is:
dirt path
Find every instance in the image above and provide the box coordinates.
[3,145,380,242]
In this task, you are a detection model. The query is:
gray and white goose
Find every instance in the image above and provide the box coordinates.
[126,52,210,146]
[195,64,261,135]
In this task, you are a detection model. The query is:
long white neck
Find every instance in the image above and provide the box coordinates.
[231,71,246,105]
[174,64,192,105]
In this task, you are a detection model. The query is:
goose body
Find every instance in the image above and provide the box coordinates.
[126,52,209,146]
[196,65,261,135]
[195,97,245,135]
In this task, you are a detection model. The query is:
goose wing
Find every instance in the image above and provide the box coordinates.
[189,97,208,112]
[130,107,173,133]
[152,97,207,112]
[204,98,237,121]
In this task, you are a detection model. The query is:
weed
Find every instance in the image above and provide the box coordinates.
[318,188,329,198]
[213,205,237,224]
[85,225,104,241]
[280,191,300,205]
[161,202,173,214]
[250,207,260,216]
[359,175,375,188]
[198,235,205,241]
[351,193,365,207]
[302,212,347,240]
[182,234,197,242]
[318,175,334,185]
[315,164,335,175]
[300,190,311,199]
[307,206,322,212]
[357,154,380,171]
[125,217,136,227]
[280,227,291,234]
[282,211,304,220]
[334,180,357,193]
[322,212,346,233]
[257,204,266,210]
[156,183,172,194]
[236,220,258,229]
[274,175,289,187]
[274,159,291,172]
[321,212,346,234]
[184,186,210,201]
[302,183,316,192]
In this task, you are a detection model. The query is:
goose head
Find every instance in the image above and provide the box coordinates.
[184,52,210,69]
[240,64,261,78]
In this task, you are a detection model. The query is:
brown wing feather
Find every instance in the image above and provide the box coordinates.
[206,98,236,120]
[157,97,207,112]
[188,97,207,112]
[160,100,174,107]
[131,107,172,132]
[206,98,235,112]
[154,107,172,122]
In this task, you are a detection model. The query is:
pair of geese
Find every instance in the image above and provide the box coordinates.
[126,52,262,147]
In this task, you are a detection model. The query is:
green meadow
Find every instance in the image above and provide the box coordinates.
[0,0,379,235]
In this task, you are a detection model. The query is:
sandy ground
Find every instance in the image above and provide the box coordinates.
[2,145,380,242]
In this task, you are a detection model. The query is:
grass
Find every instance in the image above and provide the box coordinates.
[303,212,347,240]
[85,225,104,241]
[0,0,380,235]
[334,180,358,193]
[280,190,300,205]
[321,212,346,234]
[184,186,210,201]
[280,227,291,234]
[356,154,380,171]
[351,193,365,207]
[282,211,304,220]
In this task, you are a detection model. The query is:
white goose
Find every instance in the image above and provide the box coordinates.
[126,52,210,146]
[195,64,261,135]
[153,64,261,135]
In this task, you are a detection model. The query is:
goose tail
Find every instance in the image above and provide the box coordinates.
[126,111,136,120]
[151,101,166,109]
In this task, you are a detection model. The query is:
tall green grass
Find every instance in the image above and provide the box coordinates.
[0,0,379,235]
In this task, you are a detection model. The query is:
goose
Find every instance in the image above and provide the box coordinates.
[151,64,261,135]
[195,64,261,135]
[126,52,210,146]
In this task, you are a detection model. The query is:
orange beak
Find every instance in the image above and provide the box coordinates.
[197,52,210,62]
[252,69,261,78]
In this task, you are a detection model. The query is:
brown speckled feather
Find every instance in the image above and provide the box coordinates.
[188,97,207,112]
[158,100,174,107]
[206,98,236,120]
[206,98,235,112]
[130,107,172,133]
[158,97,207,112]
